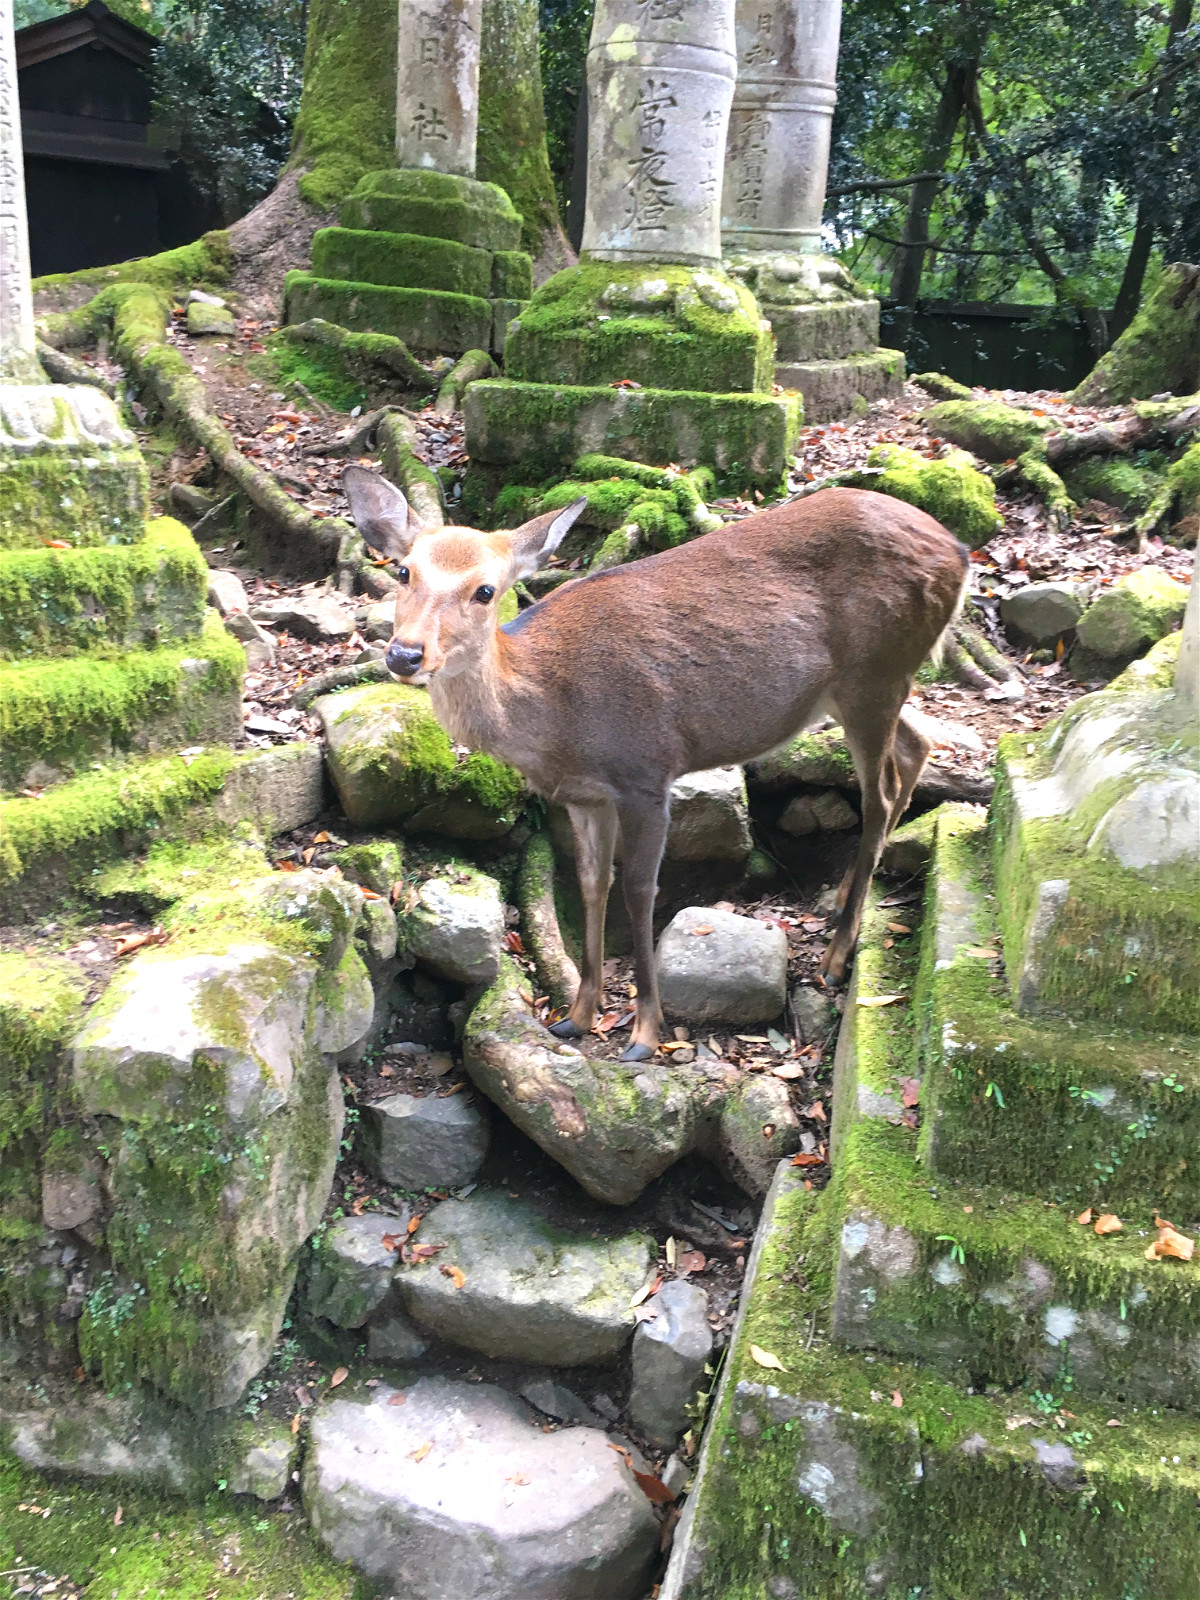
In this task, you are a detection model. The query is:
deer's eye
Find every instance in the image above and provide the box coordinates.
[397,566,410,585]
[473,584,496,605]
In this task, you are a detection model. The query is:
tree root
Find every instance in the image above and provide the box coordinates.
[277,317,436,393]
[435,348,498,414]
[955,617,1022,682]
[292,656,389,710]
[378,412,445,529]
[517,831,580,1012]
[35,338,117,396]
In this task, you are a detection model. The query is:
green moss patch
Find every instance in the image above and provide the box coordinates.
[463,378,800,491]
[491,250,534,301]
[288,0,396,211]
[0,610,244,789]
[923,397,1051,462]
[338,167,523,253]
[0,516,206,661]
[846,442,1002,548]
[311,227,494,299]
[284,272,493,358]
[31,231,232,302]
[0,954,86,1158]
[1061,453,1167,513]
[506,262,773,394]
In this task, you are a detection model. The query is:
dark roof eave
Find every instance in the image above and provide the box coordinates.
[16,1,157,73]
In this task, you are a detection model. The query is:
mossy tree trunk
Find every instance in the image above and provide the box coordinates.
[478,0,573,276]
[1074,262,1200,405]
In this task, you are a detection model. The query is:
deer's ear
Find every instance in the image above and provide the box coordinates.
[508,497,589,580]
[342,465,422,560]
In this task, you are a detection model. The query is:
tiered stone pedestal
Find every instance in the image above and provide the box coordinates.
[284,169,534,358]
[726,251,905,422]
[664,635,1200,1597]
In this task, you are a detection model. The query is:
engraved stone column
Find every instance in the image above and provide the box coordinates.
[0,0,44,383]
[581,0,737,268]
[395,0,483,178]
[722,0,842,256]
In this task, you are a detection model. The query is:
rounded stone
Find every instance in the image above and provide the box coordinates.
[628,1280,713,1448]
[358,1089,490,1191]
[656,905,788,1025]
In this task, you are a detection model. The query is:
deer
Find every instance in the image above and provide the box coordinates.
[341,465,968,1063]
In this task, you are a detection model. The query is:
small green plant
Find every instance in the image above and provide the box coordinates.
[935,1235,966,1264]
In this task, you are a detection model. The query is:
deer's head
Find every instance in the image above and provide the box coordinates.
[343,466,587,683]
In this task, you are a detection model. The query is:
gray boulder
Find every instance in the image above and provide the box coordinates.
[212,743,325,834]
[303,1378,658,1600]
[520,1378,605,1428]
[187,300,236,336]
[628,1281,713,1448]
[778,790,859,835]
[405,870,505,986]
[224,610,276,668]
[713,1074,802,1197]
[791,983,834,1045]
[252,592,356,642]
[359,1090,489,1191]
[656,906,788,1025]
[306,1214,402,1328]
[396,1191,654,1365]
[360,897,399,963]
[1075,567,1188,662]
[665,767,753,862]
[228,1416,295,1500]
[366,1294,430,1362]
[999,580,1087,644]
[207,568,249,616]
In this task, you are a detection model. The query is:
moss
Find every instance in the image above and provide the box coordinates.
[922,397,1051,462]
[1061,453,1167,513]
[328,839,403,897]
[31,231,232,301]
[284,272,493,357]
[269,319,435,403]
[749,726,858,791]
[464,378,801,492]
[1075,567,1189,661]
[0,610,243,787]
[477,0,562,256]
[491,250,534,300]
[848,442,1002,548]
[288,0,396,211]
[1108,629,1182,691]
[505,262,774,394]
[913,370,974,401]
[91,832,271,910]
[0,955,86,1156]
[265,332,369,412]
[1074,262,1200,405]
[311,227,494,299]
[338,167,523,253]
[0,517,207,660]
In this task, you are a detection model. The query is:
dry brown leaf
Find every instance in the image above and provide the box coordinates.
[891,1390,904,1408]
[791,1152,823,1167]
[1076,1208,1094,1226]
[407,1215,422,1235]
[899,1077,921,1108]
[857,994,904,1008]
[809,1100,827,1123]
[330,1366,348,1388]
[113,1505,123,1526]
[388,1392,407,1406]
[312,830,332,844]
[886,922,912,935]
[692,925,714,936]
[633,1469,676,1504]
[441,1263,467,1289]
[749,1344,786,1372]
[410,1439,433,1462]
[964,947,999,959]
[291,1412,301,1435]
[677,1250,707,1276]
[1145,1220,1195,1260]
[772,1060,806,1080]
[1094,1213,1123,1236]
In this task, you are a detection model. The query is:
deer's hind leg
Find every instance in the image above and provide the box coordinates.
[548,799,618,1041]
[821,688,913,983]
[833,706,932,912]
[615,791,671,1062]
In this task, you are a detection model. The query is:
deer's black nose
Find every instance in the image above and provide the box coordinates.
[386,640,425,677]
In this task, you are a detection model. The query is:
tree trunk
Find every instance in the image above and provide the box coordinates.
[1109,0,1194,341]
[478,0,574,279]
[887,56,976,340]
[1074,261,1200,404]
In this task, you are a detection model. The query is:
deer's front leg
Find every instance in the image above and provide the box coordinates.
[547,799,617,1041]
[616,794,670,1063]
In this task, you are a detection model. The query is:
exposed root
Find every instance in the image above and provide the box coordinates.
[292,656,389,710]
[516,832,580,1014]
[435,348,498,415]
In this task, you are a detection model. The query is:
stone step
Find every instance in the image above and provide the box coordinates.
[774,346,905,423]
[992,675,1199,1035]
[0,609,243,792]
[915,806,1200,1216]
[664,1164,1200,1600]
[311,225,533,303]
[285,270,495,358]
[0,740,325,920]
[339,166,524,253]
[0,516,207,661]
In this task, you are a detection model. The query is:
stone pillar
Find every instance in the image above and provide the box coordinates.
[0,0,43,384]
[395,0,483,177]
[580,0,737,268]
[722,0,841,257]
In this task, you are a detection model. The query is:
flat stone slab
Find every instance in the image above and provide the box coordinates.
[396,1190,654,1365]
[774,347,905,424]
[303,1376,658,1600]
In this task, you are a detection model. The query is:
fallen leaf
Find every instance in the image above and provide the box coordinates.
[1005,1415,1033,1430]
[330,1366,349,1387]
[749,1344,786,1372]
[503,930,525,954]
[291,1412,301,1435]
[410,1439,433,1462]
[407,1215,421,1235]
[632,1303,659,1323]
[677,1250,707,1275]
[1145,1220,1195,1260]
[772,1060,806,1080]
[114,929,169,958]
[629,1277,661,1308]
[809,1100,827,1123]
[441,1263,466,1289]
[899,1077,921,1108]
[114,1505,123,1526]
[691,925,714,936]
[857,994,904,1008]
[360,888,382,901]
[791,1152,823,1167]
[388,1392,407,1406]
[891,1390,904,1408]
[666,1236,677,1268]
[312,830,332,844]
[506,1472,530,1487]
[886,922,912,935]
[1076,1208,1094,1226]
[381,1232,404,1252]
[44,538,73,549]
[1094,1214,1123,1236]
[405,1242,446,1263]
[633,1469,676,1504]
[964,947,999,959]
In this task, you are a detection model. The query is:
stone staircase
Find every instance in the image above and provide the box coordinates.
[665,624,1200,1599]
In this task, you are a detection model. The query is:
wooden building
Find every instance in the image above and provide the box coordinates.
[17,0,216,277]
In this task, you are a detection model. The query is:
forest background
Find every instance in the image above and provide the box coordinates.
[13,0,1200,355]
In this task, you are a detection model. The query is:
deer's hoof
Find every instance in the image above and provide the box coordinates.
[548,1017,585,1040]
[620,1041,656,1063]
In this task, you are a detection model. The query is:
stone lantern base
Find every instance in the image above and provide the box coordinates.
[0,385,149,549]
[284,169,535,359]
[725,251,905,422]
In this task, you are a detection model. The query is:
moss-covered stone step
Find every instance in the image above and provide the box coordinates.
[663,1166,1200,1600]
[311,226,495,299]
[0,609,244,792]
[491,250,533,301]
[339,167,523,253]
[914,806,1199,1215]
[0,383,149,549]
[0,741,324,921]
[775,345,906,424]
[463,379,801,490]
[0,516,207,661]
[504,262,774,395]
[284,270,494,357]
[992,673,1199,1034]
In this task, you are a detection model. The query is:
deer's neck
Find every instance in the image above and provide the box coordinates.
[427,628,529,771]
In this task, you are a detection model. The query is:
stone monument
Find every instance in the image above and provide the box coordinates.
[464,0,800,497]
[722,0,904,421]
[286,0,534,359]
[0,1,148,537]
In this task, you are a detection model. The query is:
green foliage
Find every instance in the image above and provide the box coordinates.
[288,0,399,210]
[538,0,592,216]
